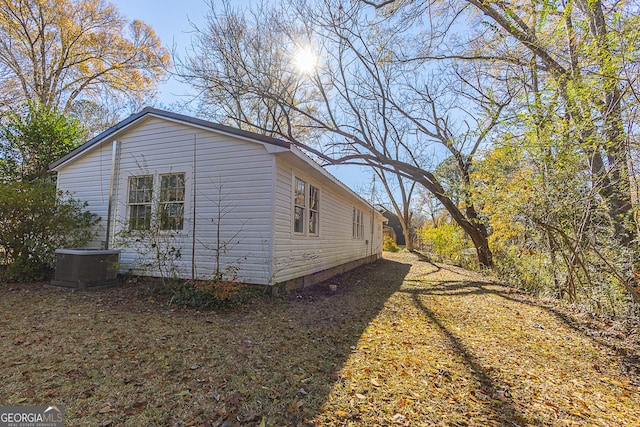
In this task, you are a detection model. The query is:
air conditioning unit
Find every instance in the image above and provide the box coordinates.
[51,249,120,289]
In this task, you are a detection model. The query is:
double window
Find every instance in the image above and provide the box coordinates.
[128,173,185,231]
[353,207,364,239]
[294,177,319,236]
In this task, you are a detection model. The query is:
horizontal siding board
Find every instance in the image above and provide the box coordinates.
[55,113,382,286]
[272,156,383,284]
[56,142,113,249]
[58,117,274,284]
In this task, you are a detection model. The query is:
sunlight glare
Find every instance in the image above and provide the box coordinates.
[293,46,317,75]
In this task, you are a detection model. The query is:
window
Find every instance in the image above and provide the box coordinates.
[309,185,319,235]
[127,173,186,232]
[353,207,364,239]
[128,175,153,230]
[293,177,320,236]
[294,178,306,233]
[160,173,185,230]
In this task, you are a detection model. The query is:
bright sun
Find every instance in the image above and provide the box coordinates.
[293,46,317,75]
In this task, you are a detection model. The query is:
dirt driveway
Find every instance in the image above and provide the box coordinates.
[1,252,638,426]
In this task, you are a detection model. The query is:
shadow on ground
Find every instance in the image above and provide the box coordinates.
[0,257,411,426]
[406,278,640,378]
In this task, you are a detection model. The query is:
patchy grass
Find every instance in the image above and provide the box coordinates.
[0,252,638,426]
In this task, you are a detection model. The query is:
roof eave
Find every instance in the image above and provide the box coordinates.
[49,107,291,171]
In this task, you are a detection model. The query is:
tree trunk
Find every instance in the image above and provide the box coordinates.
[403,227,414,251]
[414,172,494,268]
[400,210,414,252]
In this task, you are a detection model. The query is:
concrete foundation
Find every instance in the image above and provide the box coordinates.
[271,253,381,295]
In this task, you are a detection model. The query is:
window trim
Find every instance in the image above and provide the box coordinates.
[127,175,154,231]
[159,172,186,231]
[294,177,306,234]
[126,171,188,233]
[292,176,320,237]
[308,184,319,236]
[353,207,364,239]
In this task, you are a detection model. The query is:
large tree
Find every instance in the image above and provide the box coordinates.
[0,0,170,112]
[0,102,84,181]
[368,0,640,306]
[181,0,506,267]
[371,0,638,244]
[175,0,320,138]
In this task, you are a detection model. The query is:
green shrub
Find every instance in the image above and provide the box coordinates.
[164,278,261,309]
[383,235,400,252]
[421,223,471,264]
[0,180,97,280]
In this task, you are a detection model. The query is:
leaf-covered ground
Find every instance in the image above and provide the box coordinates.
[1,252,639,426]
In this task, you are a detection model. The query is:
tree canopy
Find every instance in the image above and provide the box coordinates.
[0,0,170,112]
[178,0,640,312]
[0,102,84,181]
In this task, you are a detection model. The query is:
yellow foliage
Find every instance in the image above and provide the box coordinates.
[0,0,171,111]
[383,235,400,252]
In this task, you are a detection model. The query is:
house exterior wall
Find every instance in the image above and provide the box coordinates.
[271,154,384,286]
[56,116,275,284]
[55,141,114,249]
[54,110,384,288]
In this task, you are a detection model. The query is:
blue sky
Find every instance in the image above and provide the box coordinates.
[111,0,375,195]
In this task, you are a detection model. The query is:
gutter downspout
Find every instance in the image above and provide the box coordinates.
[104,140,118,250]
[191,134,197,279]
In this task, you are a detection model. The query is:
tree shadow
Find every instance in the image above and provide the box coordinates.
[404,279,640,378]
[399,285,530,425]
[6,255,639,424]
[23,257,412,426]
[260,257,411,424]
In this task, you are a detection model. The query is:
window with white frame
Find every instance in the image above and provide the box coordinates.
[308,184,319,235]
[294,177,306,233]
[159,173,185,230]
[353,207,364,239]
[127,173,186,231]
[128,175,153,230]
[293,177,320,236]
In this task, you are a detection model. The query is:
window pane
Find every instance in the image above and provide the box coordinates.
[160,203,184,230]
[309,210,318,234]
[129,176,153,203]
[129,204,151,230]
[161,173,185,202]
[309,185,318,210]
[159,173,185,230]
[352,207,357,237]
[295,178,305,207]
[128,175,153,230]
[352,207,364,238]
[294,206,304,233]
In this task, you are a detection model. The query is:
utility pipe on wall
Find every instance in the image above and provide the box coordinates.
[104,140,118,249]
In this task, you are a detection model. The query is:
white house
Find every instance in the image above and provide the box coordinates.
[50,108,385,291]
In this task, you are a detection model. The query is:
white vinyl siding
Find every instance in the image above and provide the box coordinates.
[55,141,115,249]
[54,111,383,286]
[272,155,383,284]
[57,116,274,284]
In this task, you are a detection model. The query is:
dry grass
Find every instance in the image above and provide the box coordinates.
[1,252,639,426]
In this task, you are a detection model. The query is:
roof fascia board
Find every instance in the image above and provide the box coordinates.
[50,107,290,171]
